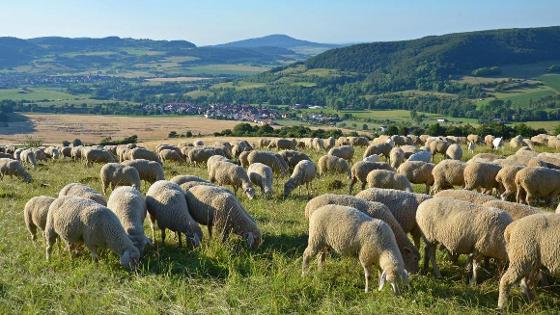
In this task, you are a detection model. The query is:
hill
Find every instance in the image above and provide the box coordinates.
[216,34,342,55]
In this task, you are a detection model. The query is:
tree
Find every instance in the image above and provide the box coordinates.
[362,124,369,130]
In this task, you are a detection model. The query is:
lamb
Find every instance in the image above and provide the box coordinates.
[247,150,288,176]
[407,150,432,163]
[482,200,540,221]
[445,143,463,160]
[463,161,502,194]
[430,159,466,194]
[279,150,311,169]
[170,175,210,186]
[416,197,512,282]
[59,183,107,206]
[107,186,151,254]
[515,167,560,206]
[302,205,409,293]
[495,164,524,201]
[498,214,560,309]
[304,194,420,274]
[122,159,165,185]
[356,188,431,248]
[145,181,202,247]
[349,161,393,192]
[434,189,496,205]
[24,196,56,240]
[159,148,184,162]
[247,163,273,197]
[283,160,316,198]
[363,142,392,160]
[20,149,37,168]
[100,163,141,194]
[327,145,354,162]
[209,160,256,199]
[389,147,405,169]
[397,161,435,193]
[0,158,32,183]
[44,196,140,270]
[366,170,413,192]
[317,154,351,179]
[184,185,261,248]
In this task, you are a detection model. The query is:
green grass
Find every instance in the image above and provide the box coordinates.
[540,74,560,93]
[185,64,271,76]
[1,144,560,313]
[477,85,558,108]
[0,88,77,101]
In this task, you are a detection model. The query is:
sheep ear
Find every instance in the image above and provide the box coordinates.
[246,232,255,248]
[378,270,387,291]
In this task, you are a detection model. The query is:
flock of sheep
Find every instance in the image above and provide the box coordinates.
[2,131,560,310]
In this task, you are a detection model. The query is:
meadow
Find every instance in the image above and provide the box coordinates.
[0,141,559,314]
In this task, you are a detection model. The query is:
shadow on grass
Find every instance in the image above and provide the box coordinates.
[260,233,308,258]
[0,113,35,135]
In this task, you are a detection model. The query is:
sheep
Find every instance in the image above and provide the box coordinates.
[498,214,560,309]
[304,194,420,274]
[20,149,37,168]
[515,167,560,206]
[484,135,495,148]
[302,205,409,293]
[363,142,392,160]
[355,188,431,248]
[159,148,184,162]
[100,163,141,194]
[389,147,405,169]
[317,154,351,179]
[325,137,336,150]
[24,196,56,240]
[493,137,504,150]
[107,186,151,254]
[397,161,434,193]
[0,152,11,159]
[247,163,273,197]
[170,175,209,186]
[116,145,131,162]
[311,138,325,151]
[145,181,202,247]
[349,161,393,192]
[0,158,32,183]
[247,150,288,176]
[83,148,116,167]
[122,159,165,185]
[416,197,512,283]
[184,185,261,248]
[427,138,450,158]
[434,189,496,205]
[238,150,250,168]
[187,147,227,165]
[59,183,107,206]
[193,139,204,146]
[463,161,502,194]
[13,148,24,160]
[180,181,219,191]
[430,159,466,194]
[363,154,381,163]
[128,147,161,164]
[283,160,316,198]
[366,170,412,192]
[445,143,463,160]
[467,134,480,144]
[482,200,540,221]
[527,156,560,170]
[209,161,256,199]
[34,148,48,161]
[400,145,418,158]
[495,164,524,201]
[509,135,525,149]
[407,150,432,163]
[44,196,140,269]
[350,136,370,147]
[279,150,311,169]
[467,141,476,154]
[44,146,61,160]
[269,138,296,150]
[328,145,354,162]
[469,152,503,163]
[232,140,253,157]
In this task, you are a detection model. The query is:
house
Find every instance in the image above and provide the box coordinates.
[436,118,448,123]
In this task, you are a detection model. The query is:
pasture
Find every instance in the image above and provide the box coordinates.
[0,140,559,314]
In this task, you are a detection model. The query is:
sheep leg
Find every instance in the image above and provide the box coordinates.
[302,245,318,276]
[498,264,526,309]
[427,242,441,278]
[361,261,373,293]
[317,249,327,271]
[348,177,356,193]
[160,228,166,244]
[87,245,98,262]
[177,232,182,247]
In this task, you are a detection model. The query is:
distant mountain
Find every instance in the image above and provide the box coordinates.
[216,34,343,56]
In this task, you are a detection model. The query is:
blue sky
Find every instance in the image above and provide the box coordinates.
[1,0,559,45]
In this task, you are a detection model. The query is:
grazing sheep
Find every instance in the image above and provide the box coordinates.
[170,175,209,186]
[328,145,354,161]
[407,150,432,163]
[128,147,161,164]
[247,163,273,197]
[467,142,476,154]
[184,185,261,248]
[122,159,165,185]
[247,151,288,176]
[363,154,381,163]
[159,148,184,162]
[145,181,202,247]
[467,134,480,144]
[430,159,466,194]
[193,139,204,146]
[463,161,502,194]
[44,196,140,270]
[302,205,409,293]
[363,142,393,160]
[0,158,32,183]
[279,150,311,169]
[498,214,560,309]
[484,135,495,148]
[84,148,116,167]
[493,137,504,150]
[400,145,418,159]
[445,143,463,160]
[269,138,296,150]
[495,164,524,201]
[317,154,351,179]
[283,160,316,198]
[482,200,540,221]
[24,196,56,240]
[209,161,256,199]
[356,188,431,248]
[509,135,525,149]
[232,140,253,157]
[311,138,325,151]
[349,161,393,192]
[427,138,450,158]
[515,167,560,206]
[325,137,336,150]
[59,183,107,206]
[238,150,250,168]
[434,189,496,205]
[100,163,141,194]
[187,147,227,165]
[60,146,71,159]
[180,181,218,191]
[107,186,151,254]
[397,161,435,193]
[366,170,413,192]
[305,194,420,274]
[416,197,512,282]
[469,153,503,163]
[13,148,24,160]
[389,147,405,169]
[20,149,37,168]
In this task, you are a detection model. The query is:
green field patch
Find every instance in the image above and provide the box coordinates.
[540,74,560,93]
[0,88,77,101]
[186,64,270,76]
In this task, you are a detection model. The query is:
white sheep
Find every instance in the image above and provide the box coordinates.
[247,163,273,198]
[100,163,141,194]
[349,161,394,193]
[24,196,56,240]
[434,189,496,205]
[0,158,32,183]
[366,169,413,192]
[283,160,316,198]
[209,160,255,199]
[247,150,288,176]
[397,161,434,194]
[122,159,165,185]
[407,150,432,163]
[515,167,560,206]
[463,161,502,194]
[389,147,405,169]
[84,148,116,167]
[170,175,210,186]
[430,159,466,194]
[302,205,409,293]
[495,164,524,201]
[445,143,463,160]
[328,145,354,161]
[317,154,351,179]
[482,200,540,221]
[20,149,37,168]
[59,183,107,206]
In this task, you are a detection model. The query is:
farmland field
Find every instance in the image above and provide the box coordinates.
[0,141,559,314]
[0,88,77,101]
